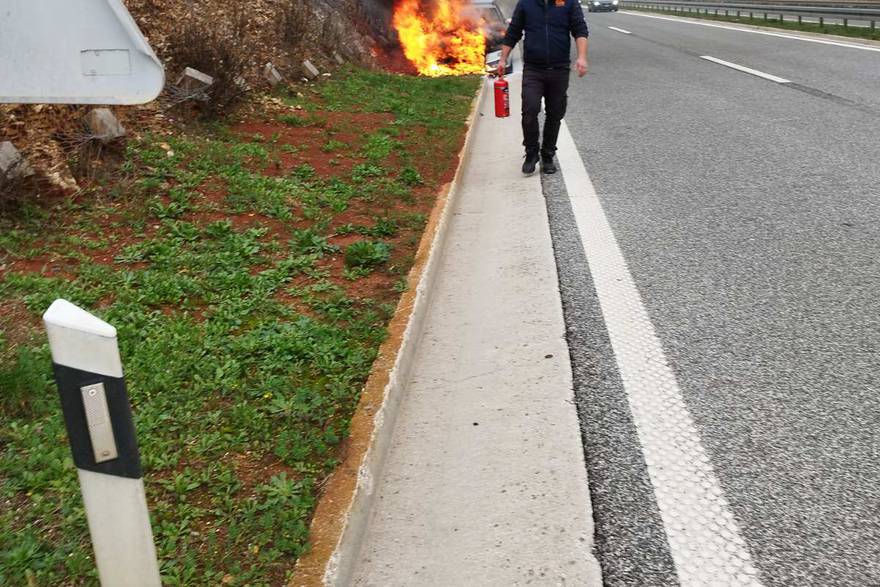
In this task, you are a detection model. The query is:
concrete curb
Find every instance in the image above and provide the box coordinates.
[290,81,489,587]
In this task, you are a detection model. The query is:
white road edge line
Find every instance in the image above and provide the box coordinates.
[608,25,633,34]
[619,10,880,53]
[700,55,791,84]
[555,120,764,587]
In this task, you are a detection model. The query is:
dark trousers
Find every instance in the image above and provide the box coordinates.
[522,66,570,159]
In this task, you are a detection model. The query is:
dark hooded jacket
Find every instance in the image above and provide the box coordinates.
[502,0,590,68]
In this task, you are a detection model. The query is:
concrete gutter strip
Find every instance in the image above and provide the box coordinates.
[290,83,489,587]
[350,74,603,585]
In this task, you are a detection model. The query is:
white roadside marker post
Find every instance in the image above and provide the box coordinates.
[43,299,161,587]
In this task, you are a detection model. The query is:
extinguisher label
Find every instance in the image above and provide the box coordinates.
[494,80,510,118]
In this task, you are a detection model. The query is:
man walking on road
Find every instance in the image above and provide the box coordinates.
[497,0,589,176]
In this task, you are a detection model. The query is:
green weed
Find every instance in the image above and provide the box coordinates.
[321,139,348,153]
[401,166,424,186]
[279,113,327,128]
[361,133,401,161]
[351,164,385,183]
[344,241,392,269]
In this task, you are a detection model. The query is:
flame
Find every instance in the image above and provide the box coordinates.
[393,0,486,77]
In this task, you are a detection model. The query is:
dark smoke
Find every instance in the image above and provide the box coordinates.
[356,0,396,43]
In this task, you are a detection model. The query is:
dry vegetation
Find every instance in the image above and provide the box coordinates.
[0,0,380,204]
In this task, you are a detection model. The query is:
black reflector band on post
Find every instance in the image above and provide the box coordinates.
[53,363,143,479]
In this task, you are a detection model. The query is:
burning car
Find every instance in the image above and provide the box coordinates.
[468,0,508,53]
[393,0,513,77]
[485,49,514,75]
[468,0,515,74]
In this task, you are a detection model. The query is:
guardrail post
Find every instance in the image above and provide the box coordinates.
[819,16,824,26]
[43,299,161,587]
[871,20,876,30]
[798,15,802,24]
[843,17,848,27]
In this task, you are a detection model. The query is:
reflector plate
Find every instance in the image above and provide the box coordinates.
[0,0,164,104]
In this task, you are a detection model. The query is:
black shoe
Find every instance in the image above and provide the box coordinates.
[522,152,539,176]
[541,155,557,175]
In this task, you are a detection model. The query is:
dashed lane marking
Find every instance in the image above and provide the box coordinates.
[555,120,764,586]
[700,55,791,84]
[608,26,633,34]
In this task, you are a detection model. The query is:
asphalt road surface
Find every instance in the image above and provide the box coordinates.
[540,10,880,587]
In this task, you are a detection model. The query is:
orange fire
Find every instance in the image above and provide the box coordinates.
[393,0,487,77]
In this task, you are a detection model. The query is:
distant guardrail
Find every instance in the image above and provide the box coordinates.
[619,0,880,28]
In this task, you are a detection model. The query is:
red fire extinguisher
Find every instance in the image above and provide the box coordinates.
[494,75,510,118]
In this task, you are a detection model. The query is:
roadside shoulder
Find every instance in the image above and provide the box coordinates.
[290,81,488,587]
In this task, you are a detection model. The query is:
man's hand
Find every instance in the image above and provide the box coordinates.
[497,45,512,78]
[575,37,589,78]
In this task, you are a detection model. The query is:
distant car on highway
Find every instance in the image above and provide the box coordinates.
[586,0,619,12]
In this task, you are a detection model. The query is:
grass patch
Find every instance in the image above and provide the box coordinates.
[624,4,880,41]
[0,67,479,585]
[321,139,348,153]
[344,240,392,269]
[279,113,327,128]
[361,132,401,161]
[318,68,479,127]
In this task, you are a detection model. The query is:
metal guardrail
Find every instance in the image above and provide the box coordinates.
[620,0,880,28]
